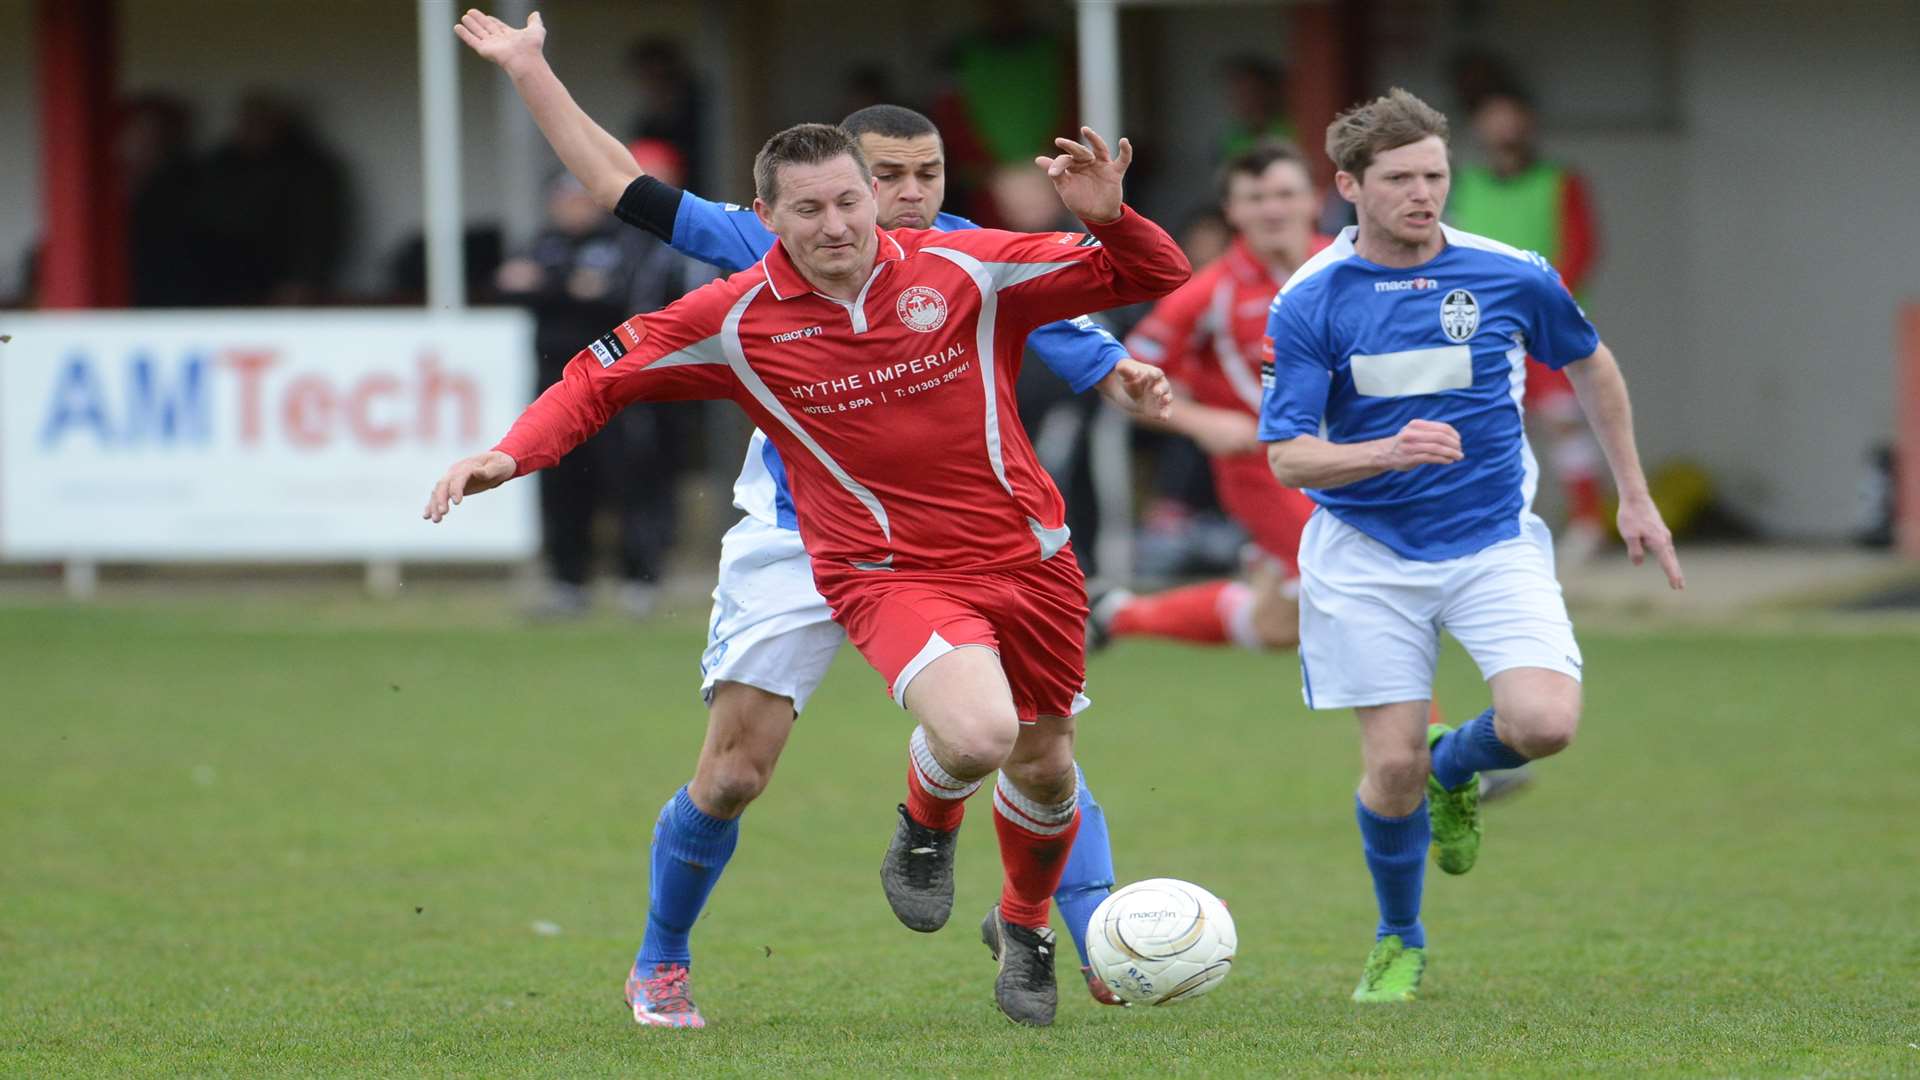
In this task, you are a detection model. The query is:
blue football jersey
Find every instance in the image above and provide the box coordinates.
[1258,225,1600,561]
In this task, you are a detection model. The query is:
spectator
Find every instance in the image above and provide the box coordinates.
[1218,55,1295,161]
[931,0,1072,221]
[385,225,505,306]
[625,37,705,191]
[119,94,206,307]
[194,92,351,306]
[496,160,711,619]
[1175,206,1233,269]
[838,63,902,121]
[1447,81,1609,557]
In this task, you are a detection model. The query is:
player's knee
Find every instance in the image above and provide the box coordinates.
[940,719,1019,779]
[1000,738,1075,803]
[702,749,776,814]
[1510,701,1579,758]
[1367,743,1431,799]
[697,684,796,815]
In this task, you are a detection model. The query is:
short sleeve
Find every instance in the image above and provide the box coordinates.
[1524,254,1601,369]
[1257,291,1332,442]
[670,192,778,274]
[1025,316,1126,394]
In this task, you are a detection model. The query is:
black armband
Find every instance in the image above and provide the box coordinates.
[614,175,685,242]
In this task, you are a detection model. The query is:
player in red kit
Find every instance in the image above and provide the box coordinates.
[1095,143,1327,653]
[425,122,1186,1026]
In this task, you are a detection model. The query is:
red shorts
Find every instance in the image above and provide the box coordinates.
[814,548,1090,723]
[1210,451,1316,575]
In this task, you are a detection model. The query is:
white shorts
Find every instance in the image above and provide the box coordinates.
[699,515,845,714]
[1296,509,1582,710]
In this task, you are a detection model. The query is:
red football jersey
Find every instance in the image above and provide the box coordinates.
[1124,235,1331,418]
[494,207,1189,576]
[1124,236,1330,569]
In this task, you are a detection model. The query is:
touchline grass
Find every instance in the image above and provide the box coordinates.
[3,601,1917,1077]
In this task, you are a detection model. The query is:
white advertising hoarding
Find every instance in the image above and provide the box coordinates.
[0,310,539,561]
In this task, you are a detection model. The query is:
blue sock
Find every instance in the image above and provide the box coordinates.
[1356,796,1428,949]
[1054,763,1116,967]
[636,786,739,969]
[1431,708,1531,790]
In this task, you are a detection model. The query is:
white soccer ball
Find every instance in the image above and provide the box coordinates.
[1085,878,1237,1006]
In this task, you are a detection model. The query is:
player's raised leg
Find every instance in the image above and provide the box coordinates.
[981,714,1082,1026]
[1351,699,1433,1003]
[1429,669,1577,847]
[883,645,1013,932]
[1428,517,1586,873]
[627,681,797,1028]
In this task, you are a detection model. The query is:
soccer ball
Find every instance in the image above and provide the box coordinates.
[1085,878,1237,1006]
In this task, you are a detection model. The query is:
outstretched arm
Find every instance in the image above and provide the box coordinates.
[455,9,640,210]
[422,290,737,523]
[1564,343,1684,589]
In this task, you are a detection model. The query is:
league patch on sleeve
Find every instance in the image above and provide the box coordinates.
[587,319,647,369]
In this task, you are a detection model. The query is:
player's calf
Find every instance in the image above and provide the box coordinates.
[883,725,977,932]
[991,723,1081,950]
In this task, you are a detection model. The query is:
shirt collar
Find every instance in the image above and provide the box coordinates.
[761,228,907,302]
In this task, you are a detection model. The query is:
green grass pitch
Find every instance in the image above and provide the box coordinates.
[4,599,1917,1077]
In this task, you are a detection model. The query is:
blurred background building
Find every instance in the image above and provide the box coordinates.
[3,0,1917,596]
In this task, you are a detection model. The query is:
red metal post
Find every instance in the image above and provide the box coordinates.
[1287,1,1364,191]
[36,0,125,309]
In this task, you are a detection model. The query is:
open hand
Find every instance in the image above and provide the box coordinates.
[1035,126,1132,226]
[424,450,517,523]
[454,9,546,75]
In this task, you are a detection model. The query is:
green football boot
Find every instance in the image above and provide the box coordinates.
[1426,722,1482,875]
[1351,935,1426,1003]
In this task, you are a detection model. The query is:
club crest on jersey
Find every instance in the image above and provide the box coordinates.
[896,286,948,333]
[1440,288,1479,342]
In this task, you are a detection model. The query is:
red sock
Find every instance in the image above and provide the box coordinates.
[992,777,1081,928]
[1565,474,1603,525]
[1110,580,1234,644]
[905,758,971,832]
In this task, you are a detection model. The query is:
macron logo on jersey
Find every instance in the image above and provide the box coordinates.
[770,325,824,344]
[1374,277,1440,293]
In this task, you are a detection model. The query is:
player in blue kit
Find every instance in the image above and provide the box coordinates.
[1259,89,1684,1003]
[456,9,1148,1023]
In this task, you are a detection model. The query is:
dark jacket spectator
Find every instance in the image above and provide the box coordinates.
[195,93,351,306]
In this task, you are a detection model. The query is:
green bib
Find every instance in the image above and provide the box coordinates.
[1448,162,1567,265]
